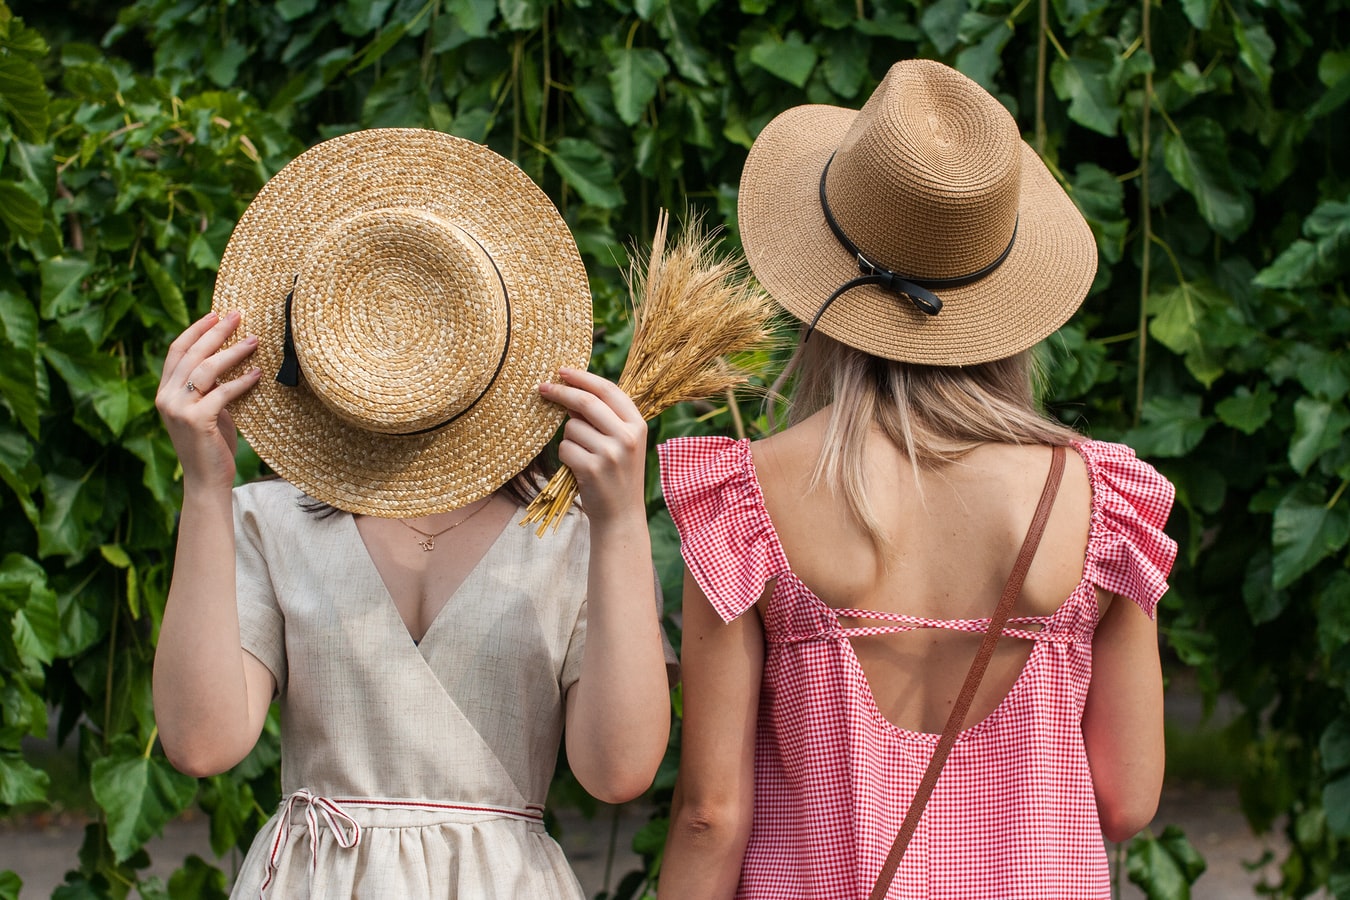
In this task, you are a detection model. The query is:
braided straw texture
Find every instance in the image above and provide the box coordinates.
[739,59,1097,365]
[213,128,591,517]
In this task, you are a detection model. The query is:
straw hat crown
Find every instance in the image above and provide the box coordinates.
[827,61,1022,282]
[739,58,1097,365]
[293,208,510,435]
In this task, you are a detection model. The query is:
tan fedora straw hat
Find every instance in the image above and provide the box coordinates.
[212,128,591,517]
[739,59,1097,366]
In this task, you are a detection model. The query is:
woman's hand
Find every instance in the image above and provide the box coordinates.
[539,367,648,523]
[155,310,262,492]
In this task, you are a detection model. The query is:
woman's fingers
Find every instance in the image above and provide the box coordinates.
[161,311,223,390]
[540,368,648,519]
[160,310,253,395]
[542,369,645,453]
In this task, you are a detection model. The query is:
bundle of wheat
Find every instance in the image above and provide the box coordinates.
[521,208,778,535]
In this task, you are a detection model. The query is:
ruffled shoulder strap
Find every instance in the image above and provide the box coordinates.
[1077,439,1179,619]
[658,436,790,622]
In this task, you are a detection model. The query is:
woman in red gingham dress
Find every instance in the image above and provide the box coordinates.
[656,59,1178,900]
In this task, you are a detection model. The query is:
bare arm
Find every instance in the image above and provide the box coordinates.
[152,311,273,777]
[657,569,763,900]
[542,368,671,803]
[1082,591,1165,842]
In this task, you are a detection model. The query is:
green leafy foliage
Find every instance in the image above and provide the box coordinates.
[1127,826,1207,899]
[2,0,1348,894]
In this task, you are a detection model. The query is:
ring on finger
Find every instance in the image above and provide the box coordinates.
[186,381,203,395]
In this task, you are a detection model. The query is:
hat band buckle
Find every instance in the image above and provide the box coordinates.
[807,153,1018,342]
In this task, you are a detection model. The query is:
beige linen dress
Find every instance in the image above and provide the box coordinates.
[225,478,615,899]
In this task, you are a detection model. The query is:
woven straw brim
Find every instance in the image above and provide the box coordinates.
[213,129,591,517]
[739,105,1097,365]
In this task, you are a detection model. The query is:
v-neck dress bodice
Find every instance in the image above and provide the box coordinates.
[227,478,592,898]
[658,437,1177,900]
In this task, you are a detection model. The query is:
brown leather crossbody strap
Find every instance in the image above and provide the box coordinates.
[868,445,1067,900]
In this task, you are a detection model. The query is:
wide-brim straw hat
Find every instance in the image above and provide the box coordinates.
[213,128,591,517]
[739,59,1097,366]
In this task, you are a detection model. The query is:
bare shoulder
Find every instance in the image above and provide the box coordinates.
[749,410,831,487]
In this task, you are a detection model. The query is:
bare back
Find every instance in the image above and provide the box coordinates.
[752,408,1098,735]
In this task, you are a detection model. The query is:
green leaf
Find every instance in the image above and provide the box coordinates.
[42,339,147,439]
[1179,0,1209,29]
[1215,385,1276,435]
[748,32,817,88]
[203,39,249,88]
[38,257,95,320]
[549,138,623,209]
[1322,718,1350,774]
[37,470,96,558]
[447,0,496,38]
[1050,56,1119,136]
[276,0,320,19]
[955,14,1011,90]
[631,816,669,855]
[498,0,542,31]
[1127,825,1207,897]
[2,553,60,665]
[1070,163,1127,263]
[0,53,50,142]
[0,183,42,237]
[1271,484,1350,590]
[1122,394,1213,458]
[0,283,41,439]
[1327,774,1350,837]
[1268,343,1350,401]
[1254,200,1350,290]
[1233,20,1275,93]
[607,47,670,127]
[1289,398,1350,475]
[1162,119,1253,240]
[140,254,190,328]
[919,0,965,54]
[1148,282,1212,356]
[167,856,229,899]
[0,752,50,806]
[11,576,60,665]
[0,423,36,519]
[1309,50,1350,119]
[854,12,922,42]
[820,30,868,99]
[91,739,200,863]
[0,870,19,900]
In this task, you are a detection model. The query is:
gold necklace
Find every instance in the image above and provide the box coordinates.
[396,498,493,551]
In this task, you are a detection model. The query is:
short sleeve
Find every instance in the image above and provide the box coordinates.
[658,436,789,623]
[1077,440,1179,620]
[233,485,288,695]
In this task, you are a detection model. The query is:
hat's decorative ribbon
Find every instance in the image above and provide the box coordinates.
[809,153,1018,341]
[273,235,512,437]
[276,275,301,387]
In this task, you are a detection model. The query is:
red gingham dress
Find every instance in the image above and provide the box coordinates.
[658,437,1178,900]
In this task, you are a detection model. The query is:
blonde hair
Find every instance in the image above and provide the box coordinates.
[771,332,1081,547]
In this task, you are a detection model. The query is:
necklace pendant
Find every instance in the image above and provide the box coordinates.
[419,537,436,551]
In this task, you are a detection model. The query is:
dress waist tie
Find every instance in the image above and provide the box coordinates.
[259,789,547,898]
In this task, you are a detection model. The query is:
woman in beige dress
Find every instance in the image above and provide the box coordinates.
[152,129,674,898]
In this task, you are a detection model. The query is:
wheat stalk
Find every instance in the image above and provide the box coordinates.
[521,208,777,535]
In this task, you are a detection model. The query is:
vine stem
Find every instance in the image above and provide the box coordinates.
[1327,478,1348,511]
[1035,0,1047,153]
[1134,0,1154,426]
